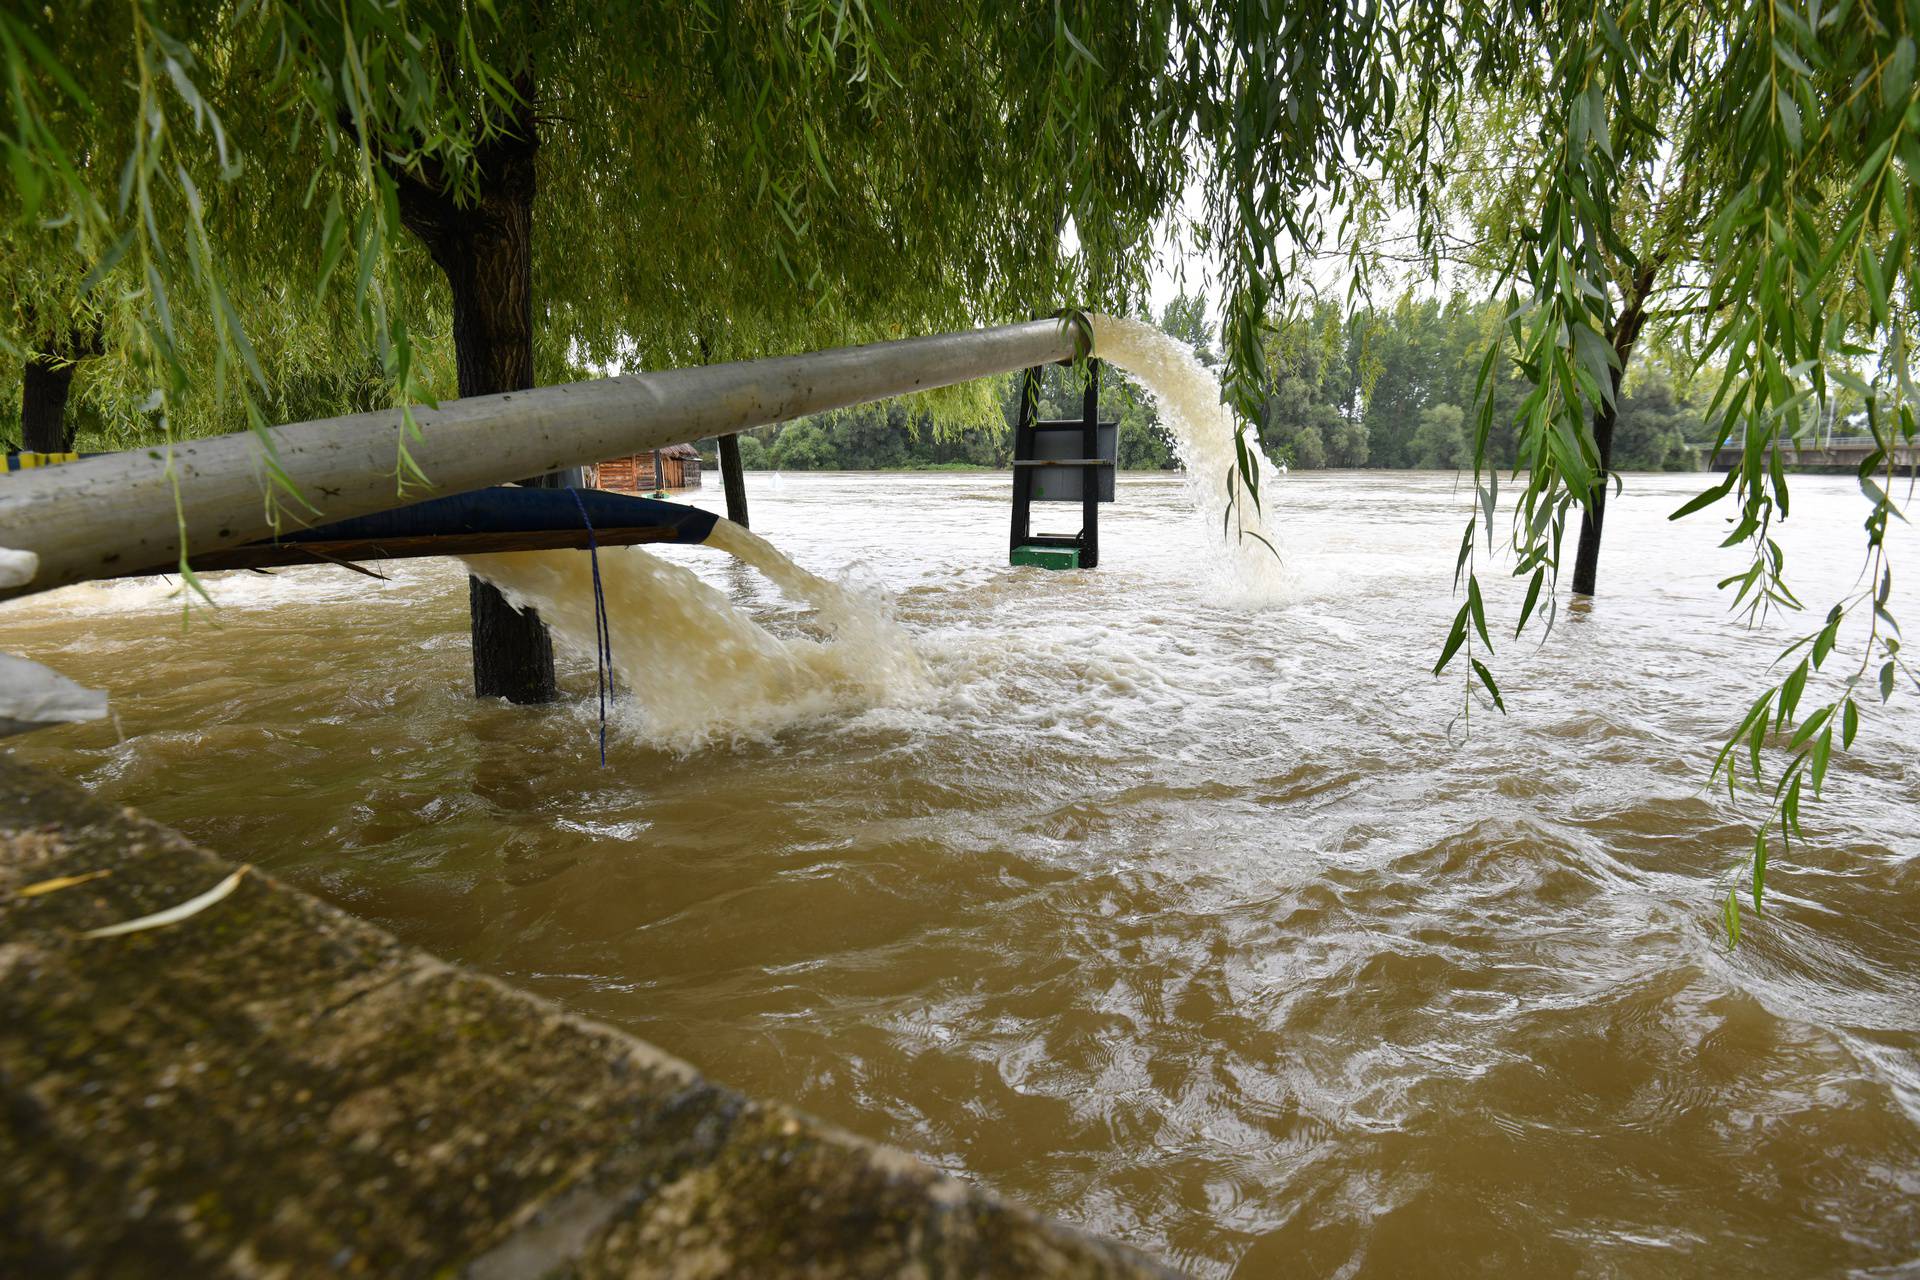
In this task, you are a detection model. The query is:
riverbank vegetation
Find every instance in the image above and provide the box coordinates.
[4,282,1711,476]
[708,290,1709,475]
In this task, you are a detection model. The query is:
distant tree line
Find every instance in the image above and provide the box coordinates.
[1254,294,1705,473]
[705,305,1187,473]
[714,365,1179,474]
[705,292,1710,474]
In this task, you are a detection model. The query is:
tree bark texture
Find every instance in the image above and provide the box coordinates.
[19,355,77,454]
[394,95,558,704]
[1570,262,1660,597]
[18,322,102,455]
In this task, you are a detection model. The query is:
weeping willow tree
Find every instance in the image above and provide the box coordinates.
[1379,0,1920,937]
[0,1,1912,924]
[1,0,1423,699]
[1362,59,1712,596]
[2,0,1205,699]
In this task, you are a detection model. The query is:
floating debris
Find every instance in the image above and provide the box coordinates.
[0,547,35,589]
[0,652,109,739]
[80,866,249,940]
[17,869,111,898]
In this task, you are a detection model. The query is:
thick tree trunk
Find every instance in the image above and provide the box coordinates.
[19,355,77,454]
[718,434,750,527]
[395,99,559,704]
[1570,263,1659,597]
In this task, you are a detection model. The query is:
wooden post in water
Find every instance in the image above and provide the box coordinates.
[718,434,750,528]
[1079,361,1101,569]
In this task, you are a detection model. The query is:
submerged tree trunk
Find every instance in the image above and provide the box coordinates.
[1570,262,1660,597]
[19,355,77,454]
[395,94,559,704]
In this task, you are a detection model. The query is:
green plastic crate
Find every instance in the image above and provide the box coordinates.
[1010,544,1080,570]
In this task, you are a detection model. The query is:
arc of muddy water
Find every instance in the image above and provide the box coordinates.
[461,517,932,751]
[1089,314,1290,599]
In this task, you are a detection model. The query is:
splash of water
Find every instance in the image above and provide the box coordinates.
[462,521,927,751]
[1090,313,1292,601]
[463,314,1289,746]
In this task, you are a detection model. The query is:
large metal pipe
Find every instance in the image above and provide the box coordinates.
[0,317,1088,598]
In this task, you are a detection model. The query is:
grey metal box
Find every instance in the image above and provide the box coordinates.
[1028,422,1116,502]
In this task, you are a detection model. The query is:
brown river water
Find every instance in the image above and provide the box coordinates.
[3,466,1917,1276]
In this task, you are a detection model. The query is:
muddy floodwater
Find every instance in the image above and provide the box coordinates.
[4,469,1918,1276]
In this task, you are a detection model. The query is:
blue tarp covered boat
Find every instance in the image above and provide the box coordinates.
[158,487,719,575]
[5,454,719,575]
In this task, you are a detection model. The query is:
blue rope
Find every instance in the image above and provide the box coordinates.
[568,488,615,767]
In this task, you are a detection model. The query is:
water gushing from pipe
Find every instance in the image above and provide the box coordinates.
[466,314,1289,745]
[1090,314,1292,601]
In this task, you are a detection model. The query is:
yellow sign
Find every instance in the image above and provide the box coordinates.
[2,451,80,472]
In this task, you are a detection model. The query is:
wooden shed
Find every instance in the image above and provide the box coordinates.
[589,442,703,493]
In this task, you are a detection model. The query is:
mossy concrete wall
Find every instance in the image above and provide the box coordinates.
[0,757,1180,1278]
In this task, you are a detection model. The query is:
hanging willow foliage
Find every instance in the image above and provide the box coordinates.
[1399,0,1919,936]
[0,0,1912,933]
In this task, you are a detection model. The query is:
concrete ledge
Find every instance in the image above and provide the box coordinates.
[0,757,1179,1277]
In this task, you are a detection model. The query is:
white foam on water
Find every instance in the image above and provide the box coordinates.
[456,315,1298,748]
[1090,313,1295,604]
[0,557,443,621]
